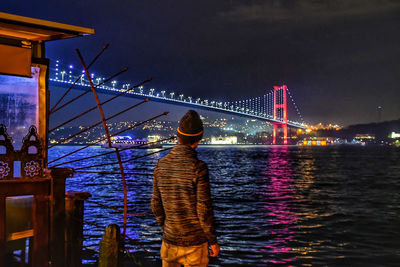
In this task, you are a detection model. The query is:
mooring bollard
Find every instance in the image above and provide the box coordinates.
[99,224,124,267]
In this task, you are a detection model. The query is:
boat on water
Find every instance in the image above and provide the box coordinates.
[101,135,163,149]
[298,137,333,146]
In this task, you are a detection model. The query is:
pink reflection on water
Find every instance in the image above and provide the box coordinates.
[262,146,298,263]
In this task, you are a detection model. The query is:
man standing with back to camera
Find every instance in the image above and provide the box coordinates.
[152,110,220,267]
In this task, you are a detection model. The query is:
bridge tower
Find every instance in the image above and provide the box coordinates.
[273,85,288,145]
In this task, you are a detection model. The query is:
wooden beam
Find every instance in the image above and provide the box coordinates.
[32,195,50,266]
[50,168,72,267]
[0,12,94,40]
[0,197,5,266]
[0,179,50,196]
[65,191,91,267]
[7,229,34,241]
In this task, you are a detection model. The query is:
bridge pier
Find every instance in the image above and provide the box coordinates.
[272,123,288,145]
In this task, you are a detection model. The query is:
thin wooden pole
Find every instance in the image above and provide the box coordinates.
[49,77,151,132]
[74,171,152,176]
[50,67,128,114]
[77,48,129,236]
[85,200,151,216]
[50,136,175,168]
[48,111,168,165]
[73,147,171,170]
[50,44,109,113]
[48,99,149,148]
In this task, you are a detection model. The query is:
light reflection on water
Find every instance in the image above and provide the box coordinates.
[49,145,400,266]
[262,146,297,265]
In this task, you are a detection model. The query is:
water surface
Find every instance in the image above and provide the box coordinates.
[49,145,400,266]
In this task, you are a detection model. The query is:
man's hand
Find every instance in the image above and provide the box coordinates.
[209,243,220,257]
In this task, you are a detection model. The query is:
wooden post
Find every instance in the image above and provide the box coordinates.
[99,224,124,267]
[0,197,5,266]
[50,168,73,267]
[32,194,50,267]
[65,191,91,267]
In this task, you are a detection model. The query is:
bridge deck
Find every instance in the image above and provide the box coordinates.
[50,79,306,129]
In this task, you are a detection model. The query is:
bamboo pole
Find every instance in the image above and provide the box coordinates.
[73,147,171,171]
[50,136,175,168]
[48,111,168,165]
[50,44,109,113]
[74,170,152,176]
[77,48,130,237]
[49,77,152,133]
[85,200,151,216]
[50,67,128,114]
[48,98,149,148]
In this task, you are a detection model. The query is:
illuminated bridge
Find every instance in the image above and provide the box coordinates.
[50,61,306,144]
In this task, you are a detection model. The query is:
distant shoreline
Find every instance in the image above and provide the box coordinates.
[49,143,282,147]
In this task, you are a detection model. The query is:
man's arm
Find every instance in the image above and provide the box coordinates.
[195,161,218,246]
[151,165,165,228]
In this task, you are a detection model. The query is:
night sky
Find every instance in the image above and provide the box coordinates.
[2,0,400,126]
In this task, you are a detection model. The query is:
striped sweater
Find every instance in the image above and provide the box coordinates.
[151,144,218,246]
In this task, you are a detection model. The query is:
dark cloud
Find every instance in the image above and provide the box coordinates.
[221,0,400,24]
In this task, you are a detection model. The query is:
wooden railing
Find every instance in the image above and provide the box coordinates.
[0,124,89,266]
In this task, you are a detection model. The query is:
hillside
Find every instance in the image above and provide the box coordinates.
[315,119,400,140]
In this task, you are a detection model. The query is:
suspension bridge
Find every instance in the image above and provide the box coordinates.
[49,60,306,144]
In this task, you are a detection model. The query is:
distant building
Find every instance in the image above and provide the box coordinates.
[211,136,237,144]
[306,123,342,131]
[354,134,375,140]
[389,132,400,147]
[390,132,400,139]
[148,135,161,142]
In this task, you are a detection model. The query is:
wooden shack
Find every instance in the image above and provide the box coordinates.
[0,12,94,266]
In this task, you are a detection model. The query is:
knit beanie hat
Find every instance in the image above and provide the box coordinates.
[177,110,204,144]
